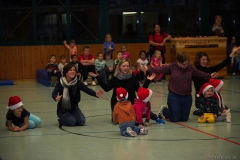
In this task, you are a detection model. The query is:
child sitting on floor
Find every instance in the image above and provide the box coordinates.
[133,87,165,126]
[113,87,148,137]
[196,83,222,123]
[209,79,231,123]
[6,96,42,132]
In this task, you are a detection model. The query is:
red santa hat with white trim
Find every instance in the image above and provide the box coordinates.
[116,87,128,101]
[197,83,214,97]
[209,78,224,92]
[209,78,225,107]
[137,87,153,103]
[6,96,23,110]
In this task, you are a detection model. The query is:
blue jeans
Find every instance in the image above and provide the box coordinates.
[57,107,85,126]
[19,114,42,129]
[119,121,141,137]
[164,92,192,122]
[47,70,61,81]
[97,68,108,82]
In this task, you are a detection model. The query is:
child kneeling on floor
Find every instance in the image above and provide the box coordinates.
[6,96,42,132]
[133,87,165,126]
[196,83,222,123]
[209,79,231,123]
[113,87,148,137]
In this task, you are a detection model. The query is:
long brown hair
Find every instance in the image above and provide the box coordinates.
[114,59,132,76]
[194,52,210,66]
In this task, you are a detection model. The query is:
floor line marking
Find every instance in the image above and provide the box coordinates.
[175,122,240,146]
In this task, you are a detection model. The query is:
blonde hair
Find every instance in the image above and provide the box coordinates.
[105,33,111,41]
[153,50,162,57]
[114,59,132,76]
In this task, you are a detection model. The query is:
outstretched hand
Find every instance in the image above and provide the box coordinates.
[89,72,97,77]
[96,89,104,97]
[211,72,219,78]
[147,73,156,80]
[230,46,240,57]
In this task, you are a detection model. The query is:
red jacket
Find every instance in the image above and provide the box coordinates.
[132,98,151,124]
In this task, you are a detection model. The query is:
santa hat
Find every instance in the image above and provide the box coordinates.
[209,78,224,92]
[6,96,23,110]
[197,83,213,97]
[209,79,225,108]
[137,87,153,103]
[116,87,128,101]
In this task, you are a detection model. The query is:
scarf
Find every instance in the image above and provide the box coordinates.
[116,72,132,80]
[60,76,78,111]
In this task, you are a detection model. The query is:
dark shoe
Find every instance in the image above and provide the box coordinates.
[193,109,199,115]
[158,105,167,118]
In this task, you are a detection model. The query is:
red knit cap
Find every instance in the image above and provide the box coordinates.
[7,96,23,110]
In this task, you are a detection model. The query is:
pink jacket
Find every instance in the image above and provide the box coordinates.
[132,99,151,124]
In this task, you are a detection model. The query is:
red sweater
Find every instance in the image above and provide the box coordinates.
[148,62,211,95]
[132,99,151,124]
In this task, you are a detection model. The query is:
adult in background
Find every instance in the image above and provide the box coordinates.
[52,63,104,126]
[209,15,228,37]
[146,52,218,122]
[148,23,171,63]
[192,48,239,115]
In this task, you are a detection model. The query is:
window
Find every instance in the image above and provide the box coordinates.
[36,0,66,41]
[141,1,169,39]
[109,0,138,40]
[172,0,200,37]
[2,0,33,42]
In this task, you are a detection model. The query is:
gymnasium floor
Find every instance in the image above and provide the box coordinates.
[0,76,239,160]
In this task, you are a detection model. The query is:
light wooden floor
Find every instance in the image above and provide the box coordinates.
[0,76,240,160]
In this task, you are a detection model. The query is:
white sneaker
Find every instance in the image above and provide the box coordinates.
[158,105,167,118]
[232,72,236,76]
[126,127,137,137]
[92,81,96,86]
[139,128,148,135]
[83,81,88,86]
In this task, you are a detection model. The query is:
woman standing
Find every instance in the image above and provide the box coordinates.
[148,23,171,63]
[52,63,104,126]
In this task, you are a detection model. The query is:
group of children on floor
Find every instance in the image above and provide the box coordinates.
[5,77,231,136]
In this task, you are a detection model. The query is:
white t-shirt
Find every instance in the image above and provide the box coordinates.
[137,58,148,68]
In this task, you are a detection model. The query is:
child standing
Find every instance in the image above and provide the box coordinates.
[137,50,149,82]
[63,39,78,61]
[150,50,164,82]
[103,33,116,59]
[70,54,82,80]
[58,55,68,75]
[104,52,115,78]
[6,96,42,132]
[114,51,123,68]
[209,79,231,123]
[196,83,221,123]
[46,55,61,86]
[133,87,165,126]
[121,44,130,61]
[113,87,148,137]
[95,52,109,83]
